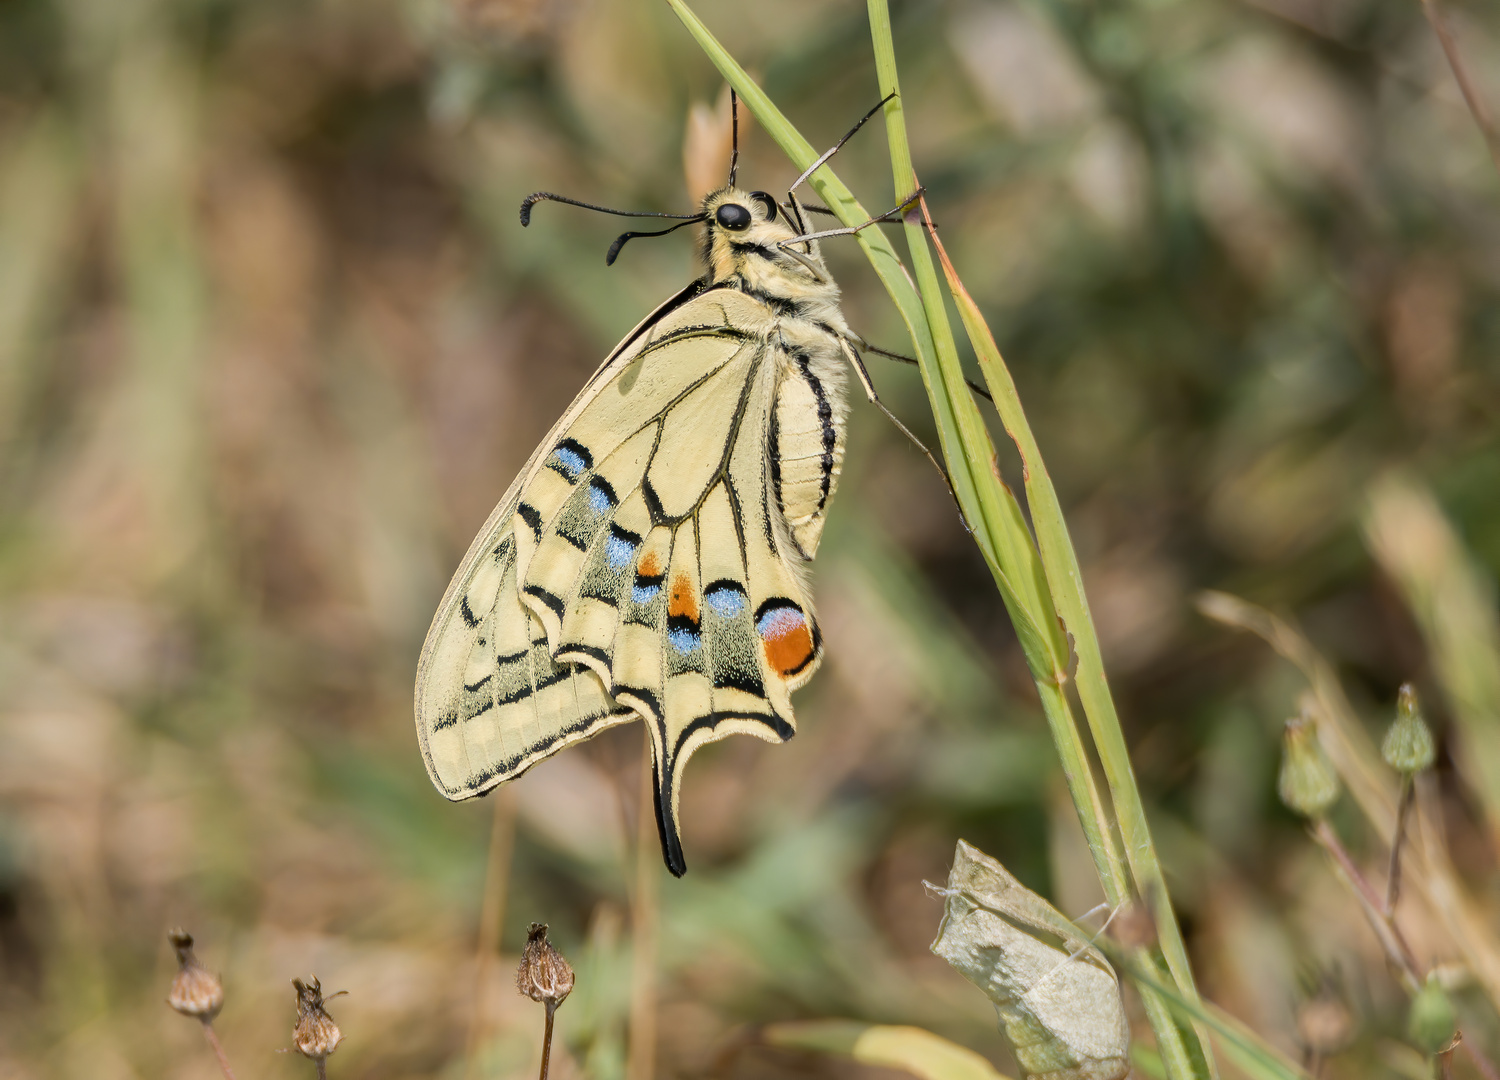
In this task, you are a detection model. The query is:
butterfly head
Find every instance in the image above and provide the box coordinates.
[700,186,832,293]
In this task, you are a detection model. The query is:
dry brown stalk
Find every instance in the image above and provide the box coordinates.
[627,731,659,1080]
[465,785,518,1078]
[1416,0,1500,179]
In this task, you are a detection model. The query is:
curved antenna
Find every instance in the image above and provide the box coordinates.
[727,89,740,187]
[520,191,701,227]
[606,215,706,265]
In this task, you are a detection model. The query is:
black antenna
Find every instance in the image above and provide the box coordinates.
[728,89,740,187]
[520,191,706,264]
[606,217,705,265]
[520,191,701,227]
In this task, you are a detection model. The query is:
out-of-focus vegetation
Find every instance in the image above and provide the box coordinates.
[0,0,1498,1076]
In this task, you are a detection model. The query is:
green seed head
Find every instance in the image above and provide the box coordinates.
[1382,683,1435,774]
[1278,713,1341,819]
[1407,973,1456,1055]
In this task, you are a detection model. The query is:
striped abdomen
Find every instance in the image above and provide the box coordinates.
[770,340,848,559]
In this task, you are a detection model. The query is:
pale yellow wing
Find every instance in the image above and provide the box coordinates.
[415,283,825,874]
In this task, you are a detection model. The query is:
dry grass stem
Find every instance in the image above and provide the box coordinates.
[627,732,659,1080]
[1384,777,1416,917]
[1416,0,1500,179]
[465,785,518,1078]
[1309,820,1421,990]
[199,1023,240,1080]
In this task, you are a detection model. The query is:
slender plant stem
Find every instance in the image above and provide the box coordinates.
[1385,776,1414,916]
[1416,0,1500,179]
[539,1000,557,1080]
[316,1059,327,1080]
[465,786,518,1078]
[1465,1037,1500,1080]
[626,731,658,1080]
[199,1020,238,1080]
[1314,819,1500,1080]
[1311,820,1422,991]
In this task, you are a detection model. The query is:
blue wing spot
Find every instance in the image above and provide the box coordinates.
[704,581,746,619]
[632,582,661,604]
[607,536,635,570]
[668,626,702,653]
[550,439,590,481]
[757,604,806,639]
[588,477,616,514]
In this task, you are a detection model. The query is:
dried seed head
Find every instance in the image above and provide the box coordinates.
[166,929,224,1021]
[516,923,574,1007]
[1408,973,1456,1055]
[1383,683,1436,775]
[292,976,344,1061]
[1278,712,1341,819]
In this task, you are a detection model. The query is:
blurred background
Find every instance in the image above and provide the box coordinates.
[1,0,1498,1076]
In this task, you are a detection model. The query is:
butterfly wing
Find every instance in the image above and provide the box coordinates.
[416,283,824,874]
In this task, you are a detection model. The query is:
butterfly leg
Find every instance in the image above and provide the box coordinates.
[847,334,995,404]
[837,337,973,533]
[782,92,897,242]
[777,190,924,251]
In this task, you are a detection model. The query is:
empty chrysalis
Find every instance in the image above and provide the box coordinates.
[931,840,1130,1080]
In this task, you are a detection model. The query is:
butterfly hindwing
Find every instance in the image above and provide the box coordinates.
[419,529,634,798]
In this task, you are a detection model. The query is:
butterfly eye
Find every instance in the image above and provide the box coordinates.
[715,203,753,231]
[749,191,778,222]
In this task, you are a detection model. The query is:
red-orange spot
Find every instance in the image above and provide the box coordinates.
[759,607,814,677]
[668,574,698,622]
[638,550,661,578]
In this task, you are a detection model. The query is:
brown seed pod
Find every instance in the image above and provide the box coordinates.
[516,923,575,1006]
[291,976,344,1062]
[166,929,225,1021]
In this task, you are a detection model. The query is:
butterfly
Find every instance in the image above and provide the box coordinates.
[415,98,928,875]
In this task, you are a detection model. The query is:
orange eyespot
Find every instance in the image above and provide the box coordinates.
[756,603,815,678]
[668,574,698,623]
